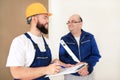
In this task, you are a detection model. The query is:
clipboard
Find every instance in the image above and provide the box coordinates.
[45,63,87,77]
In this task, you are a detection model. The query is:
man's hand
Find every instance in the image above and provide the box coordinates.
[76,62,89,76]
[45,63,61,75]
[52,59,73,68]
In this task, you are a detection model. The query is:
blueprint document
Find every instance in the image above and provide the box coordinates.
[46,63,87,77]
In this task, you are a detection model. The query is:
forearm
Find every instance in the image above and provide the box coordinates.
[10,66,48,79]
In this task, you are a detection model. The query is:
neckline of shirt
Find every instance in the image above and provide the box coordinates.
[27,32,42,39]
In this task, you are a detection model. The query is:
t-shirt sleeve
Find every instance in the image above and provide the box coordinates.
[6,36,26,67]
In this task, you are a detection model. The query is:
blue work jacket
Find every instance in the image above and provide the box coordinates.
[59,29,101,76]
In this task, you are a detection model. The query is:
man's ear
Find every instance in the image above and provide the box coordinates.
[80,22,83,26]
[32,16,38,24]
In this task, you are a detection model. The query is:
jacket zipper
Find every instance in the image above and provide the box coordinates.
[78,36,85,62]
[78,43,81,62]
[70,35,85,63]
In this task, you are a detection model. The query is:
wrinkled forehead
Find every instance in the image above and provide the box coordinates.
[69,15,80,21]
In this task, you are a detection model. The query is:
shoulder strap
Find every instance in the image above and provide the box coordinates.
[24,33,38,49]
[41,35,49,49]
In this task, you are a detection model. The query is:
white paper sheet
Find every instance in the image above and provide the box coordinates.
[45,63,87,77]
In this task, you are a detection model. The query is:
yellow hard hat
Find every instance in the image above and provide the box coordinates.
[26,3,52,19]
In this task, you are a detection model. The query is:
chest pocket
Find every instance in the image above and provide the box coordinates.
[81,40,90,44]
[80,40,91,57]
[32,44,51,67]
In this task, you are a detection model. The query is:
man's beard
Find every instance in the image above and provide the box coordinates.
[36,22,48,34]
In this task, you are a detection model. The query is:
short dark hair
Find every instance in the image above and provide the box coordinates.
[80,17,83,22]
[26,17,32,24]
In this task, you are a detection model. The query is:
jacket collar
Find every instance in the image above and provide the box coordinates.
[66,29,88,41]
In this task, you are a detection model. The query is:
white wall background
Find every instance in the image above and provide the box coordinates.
[49,0,120,80]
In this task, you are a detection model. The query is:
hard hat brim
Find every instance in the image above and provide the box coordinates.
[46,13,52,16]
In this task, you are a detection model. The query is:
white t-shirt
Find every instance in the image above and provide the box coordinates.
[75,36,80,46]
[6,32,49,67]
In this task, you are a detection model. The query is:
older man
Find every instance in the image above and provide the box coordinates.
[59,14,101,80]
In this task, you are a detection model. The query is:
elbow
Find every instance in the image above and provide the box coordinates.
[10,67,22,79]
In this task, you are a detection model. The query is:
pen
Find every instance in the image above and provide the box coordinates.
[61,66,65,68]
[51,62,65,68]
